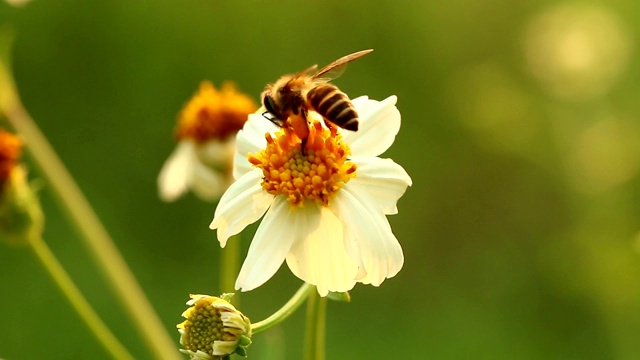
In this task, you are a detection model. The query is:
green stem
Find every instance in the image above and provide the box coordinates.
[0,35,181,360]
[29,235,135,360]
[251,283,315,335]
[220,234,240,303]
[304,290,326,360]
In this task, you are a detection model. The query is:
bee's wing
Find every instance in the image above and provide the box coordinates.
[311,49,373,83]
[312,67,348,85]
[289,64,319,81]
[300,64,319,76]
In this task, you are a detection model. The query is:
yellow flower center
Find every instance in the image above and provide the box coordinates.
[175,81,257,143]
[249,122,357,207]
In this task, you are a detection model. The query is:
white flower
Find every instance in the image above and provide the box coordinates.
[210,95,412,296]
[158,139,235,202]
[157,81,257,202]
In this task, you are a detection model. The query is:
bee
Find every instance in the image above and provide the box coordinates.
[261,49,373,146]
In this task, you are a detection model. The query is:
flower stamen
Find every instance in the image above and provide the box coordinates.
[249,121,356,207]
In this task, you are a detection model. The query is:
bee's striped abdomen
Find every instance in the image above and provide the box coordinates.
[307,85,359,131]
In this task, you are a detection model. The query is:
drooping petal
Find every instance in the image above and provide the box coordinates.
[330,183,404,286]
[190,158,227,201]
[342,230,367,281]
[198,138,236,165]
[210,169,274,247]
[286,206,359,296]
[235,197,297,292]
[342,96,401,157]
[158,140,196,202]
[233,113,279,179]
[348,156,412,214]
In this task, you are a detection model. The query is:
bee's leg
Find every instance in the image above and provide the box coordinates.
[290,110,310,153]
[323,118,338,137]
[300,109,309,153]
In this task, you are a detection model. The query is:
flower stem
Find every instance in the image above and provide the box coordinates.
[0,34,181,360]
[304,290,326,360]
[251,283,315,335]
[29,235,135,360]
[220,234,240,302]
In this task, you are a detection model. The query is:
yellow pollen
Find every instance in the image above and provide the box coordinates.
[175,81,257,143]
[249,122,356,207]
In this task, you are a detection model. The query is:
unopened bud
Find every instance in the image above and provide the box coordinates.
[177,294,252,359]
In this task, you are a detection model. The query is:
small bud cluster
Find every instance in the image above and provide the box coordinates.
[0,130,43,246]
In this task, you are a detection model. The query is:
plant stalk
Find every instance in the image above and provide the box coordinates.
[0,35,181,360]
[303,290,326,360]
[30,235,135,360]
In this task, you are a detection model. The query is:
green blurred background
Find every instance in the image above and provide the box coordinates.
[2,0,640,359]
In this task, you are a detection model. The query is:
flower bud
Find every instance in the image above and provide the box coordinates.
[177,294,252,359]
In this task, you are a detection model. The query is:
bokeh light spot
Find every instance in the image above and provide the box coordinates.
[523,4,631,101]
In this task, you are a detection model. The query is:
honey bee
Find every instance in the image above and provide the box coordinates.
[261,49,373,145]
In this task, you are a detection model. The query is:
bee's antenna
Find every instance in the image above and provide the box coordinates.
[262,111,285,128]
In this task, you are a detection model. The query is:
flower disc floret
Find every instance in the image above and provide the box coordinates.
[248,122,356,207]
[175,81,257,143]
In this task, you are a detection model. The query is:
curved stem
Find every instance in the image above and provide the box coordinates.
[304,291,326,360]
[0,35,181,360]
[251,283,315,335]
[29,235,135,360]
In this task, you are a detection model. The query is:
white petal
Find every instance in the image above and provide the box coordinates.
[350,95,370,109]
[349,157,412,215]
[233,113,279,179]
[235,197,296,292]
[190,159,227,201]
[342,96,401,157]
[285,205,359,296]
[331,184,404,286]
[157,141,196,202]
[213,340,238,356]
[210,169,274,247]
[198,138,235,165]
[342,230,367,281]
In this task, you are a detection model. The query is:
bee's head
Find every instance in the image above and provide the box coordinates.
[261,89,284,127]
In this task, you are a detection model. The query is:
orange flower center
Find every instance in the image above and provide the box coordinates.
[175,81,257,143]
[249,122,356,207]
